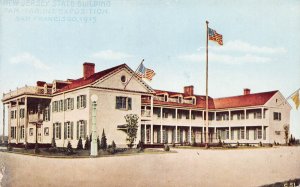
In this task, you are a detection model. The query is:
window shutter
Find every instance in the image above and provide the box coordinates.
[64,99,67,111]
[128,97,132,110]
[77,96,79,109]
[53,123,55,138]
[115,97,119,109]
[77,121,79,139]
[71,122,74,140]
[84,120,87,139]
[59,123,61,139]
[64,122,67,139]
[71,98,74,110]
[52,102,55,112]
[43,109,46,121]
[83,95,86,108]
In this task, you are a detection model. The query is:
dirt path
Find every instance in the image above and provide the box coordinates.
[1,146,300,187]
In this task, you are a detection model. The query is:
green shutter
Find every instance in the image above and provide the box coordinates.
[59,123,61,139]
[53,123,55,138]
[77,121,79,139]
[128,97,132,110]
[84,120,87,139]
[71,122,74,140]
[71,98,74,110]
[77,96,79,109]
[83,95,86,108]
[64,99,67,111]
[64,122,67,139]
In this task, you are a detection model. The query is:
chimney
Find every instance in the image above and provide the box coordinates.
[184,85,194,96]
[244,88,251,95]
[83,62,95,79]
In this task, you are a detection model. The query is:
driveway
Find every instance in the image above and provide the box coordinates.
[0,146,299,187]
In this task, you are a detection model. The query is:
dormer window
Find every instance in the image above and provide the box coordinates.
[192,98,196,105]
[178,97,182,103]
[164,95,168,102]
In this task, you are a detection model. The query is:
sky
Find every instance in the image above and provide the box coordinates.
[0,0,299,138]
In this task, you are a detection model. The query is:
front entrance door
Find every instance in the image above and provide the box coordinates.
[37,127,42,143]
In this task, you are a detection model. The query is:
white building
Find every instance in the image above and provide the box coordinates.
[1,63,291,147]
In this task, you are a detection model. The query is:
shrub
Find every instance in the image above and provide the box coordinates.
[66,141,73,155]
[237,142,240,147]
[164,144,170,151]
[7,144,13,151]
[245,143,249,147]
[97,136,100,150]
[84,136,90,150]
[34,143,40,154]
[51,137,56,148]
[136,140,144,151]
[269,143,273,147]
[108,141,117,154]
[259,141,262,147]
[172,143,176,148]
[100,129,107,150]
[77,137,83,150]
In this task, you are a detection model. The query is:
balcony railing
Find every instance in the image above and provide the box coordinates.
[28,113,43,123]
[141,110,151,117]
[2,86,50,101]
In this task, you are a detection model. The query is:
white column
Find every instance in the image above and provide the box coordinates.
[214,127,217,142]
[261,107,264,142]
[150,124,153,144]
[160,125,163,144]
[8,104,11,143]
[90,96,98,156]
[175,108,178,143]
[189,110,192,143]
[229,110,231,121]
[144,125,147,144]
[214,112,217,121]
[244,109,246,120]
[16,99,19,144]
[229,126,231,141]
[24,97,28,143]
[244,126,246,140]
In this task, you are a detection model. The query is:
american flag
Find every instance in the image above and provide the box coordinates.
[208,27,223,45]
[137,63,156,81]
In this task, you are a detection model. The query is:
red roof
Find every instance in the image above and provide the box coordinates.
[56,64,126,93]
[212,90,277,109]
[145,89,278,109]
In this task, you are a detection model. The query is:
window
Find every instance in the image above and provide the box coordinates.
[11,127,16,139]
[52,101,58,112]
[275,131,281,135]
[254,129,257,140]
[59,100,63,111]
[191,112,196,120]
[54,123,61,139]
[64,98,74,111]
[121,75,127,83]
[77,120,87,139]
[254,112,262,119]
[241,129,245,139]
[29,128,34,136]
[257,129,262,139]
[64,122,74,139]
[273,112,281,121]
[192,98,196,105]
[116,96,132,110]
[163,111,168,118]
[44,127,49,136]
[164,95,168,102]
[178,113,182,119]
[231,130,234,140]
[246,129,249,140]
[43,106,50,121]
[178,97,182,103]
[225,129,229,139]
[20,109,25,119]
[11,111,14,119]
[237,129,240,140]
[20,126,25,139]
[77,95,87,109]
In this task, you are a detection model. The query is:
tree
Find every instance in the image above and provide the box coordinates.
[97,136,100,150]
[124,114,139,148]
[51,137,56,148]
[84,136,90,150]
[77,137,83,150]
[283,125,289,145]
[100,129,107,150]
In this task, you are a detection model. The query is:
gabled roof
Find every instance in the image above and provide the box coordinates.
[56,64,127,93]
[55,63,153,94]
[213,90,278,109]
[149,89,278,109]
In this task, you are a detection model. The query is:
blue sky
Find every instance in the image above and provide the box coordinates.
[0,0,300,137]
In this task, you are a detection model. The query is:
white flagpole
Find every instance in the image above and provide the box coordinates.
[205,21,209,147]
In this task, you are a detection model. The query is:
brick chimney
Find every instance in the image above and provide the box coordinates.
[83,62,95,79]
[244,88,251,95]
[184,85,194,96]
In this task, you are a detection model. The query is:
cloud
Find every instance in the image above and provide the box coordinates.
[9,52,50,70]
[197,40,287,54]
[91,50,133,61]
[178,52,271,64]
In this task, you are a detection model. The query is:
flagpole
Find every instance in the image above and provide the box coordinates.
[124,59,144,90]
[205,20,209,147]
